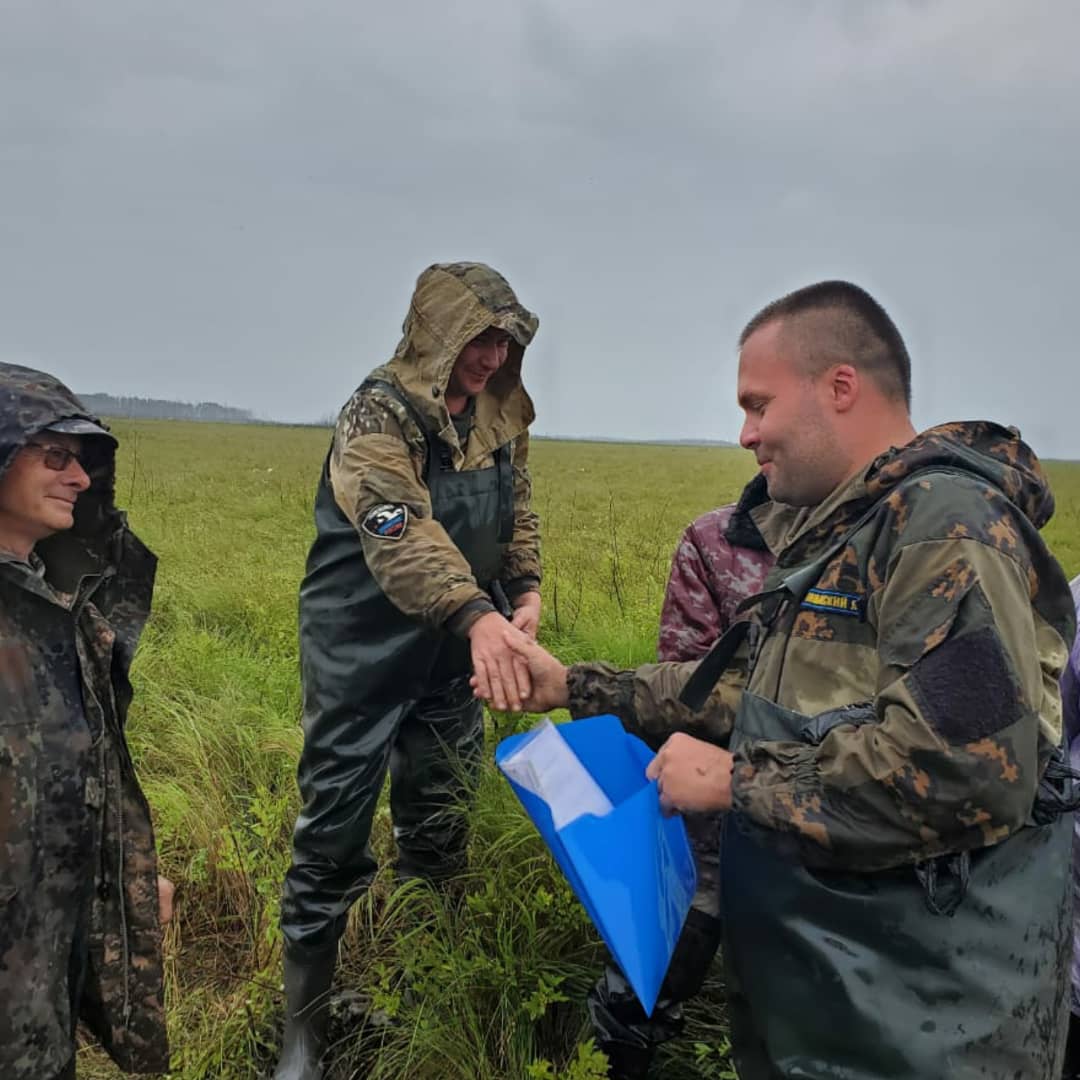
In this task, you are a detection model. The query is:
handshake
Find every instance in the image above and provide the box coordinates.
[467,605,735,817]
[466,604,569,713]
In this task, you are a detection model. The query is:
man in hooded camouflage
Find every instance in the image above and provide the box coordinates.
[275,262,542,1079]
[0,362,169,1079]
[588,474,779,1079]
[490,281,1077,1079]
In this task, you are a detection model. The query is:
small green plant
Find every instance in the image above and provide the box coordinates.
[526,1038,611,1079]
[692,1038,739,1079]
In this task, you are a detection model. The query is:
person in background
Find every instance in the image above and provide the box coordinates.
[275,262,541,1080]
[589,474,782,1078]
[0,362,171,1080]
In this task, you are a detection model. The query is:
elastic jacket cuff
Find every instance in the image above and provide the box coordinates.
[503,576,541,600]
[446,596,498,639]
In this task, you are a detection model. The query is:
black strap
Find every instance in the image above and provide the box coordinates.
[679,495,895,711]
[678,620,750,711]
[366,378,516,544]
[362,378,437,483]
[679,467,977,713]
[496,442,514,544]
[489,579,513,619]
[765,464,1030,611]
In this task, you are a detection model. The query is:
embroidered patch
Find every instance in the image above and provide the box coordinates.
[800,588,863,618]
[361,503,408,540]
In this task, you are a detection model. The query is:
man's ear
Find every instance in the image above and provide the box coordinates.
[829,363,859,414]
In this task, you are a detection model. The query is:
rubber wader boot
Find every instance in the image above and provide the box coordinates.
[273,945,337,1080]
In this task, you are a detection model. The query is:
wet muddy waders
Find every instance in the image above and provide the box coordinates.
[589,904,723,1079]
[274,381,514,1079]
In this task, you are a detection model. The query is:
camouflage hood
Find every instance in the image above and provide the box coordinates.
[0,361,123,550]
[865,420,1055,527]
[374,262,539,454]
[0,359,120,458]
[0,361,154,601]
[781,420,1057,568]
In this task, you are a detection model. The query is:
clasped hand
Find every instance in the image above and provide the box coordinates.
[468,612,536,711]
[470,625,570,712]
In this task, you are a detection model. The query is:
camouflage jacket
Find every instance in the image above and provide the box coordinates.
[657,474,778,663]
[0,363,167,1077]
[328,263,541,633]
[569,422,1076,873]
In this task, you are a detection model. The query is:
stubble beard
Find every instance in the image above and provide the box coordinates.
[766,418,847,508]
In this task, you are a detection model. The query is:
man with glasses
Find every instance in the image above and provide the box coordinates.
[0,362,171,1080]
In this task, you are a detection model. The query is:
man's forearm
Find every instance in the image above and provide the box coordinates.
[567,659,736,743]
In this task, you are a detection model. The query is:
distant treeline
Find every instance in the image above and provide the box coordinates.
[533,434,737,447]
[80,393,255,423]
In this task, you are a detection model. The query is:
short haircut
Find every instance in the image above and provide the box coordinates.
[739,280,912,407]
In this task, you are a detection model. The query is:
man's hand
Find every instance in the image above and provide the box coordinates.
[469,612,533,711]
[157,875,175,926]
[510,590,541,639]
[472,630,569,712]
[645,733,734,816]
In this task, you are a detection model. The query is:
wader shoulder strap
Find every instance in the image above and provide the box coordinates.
[678,467,980,712]
[496,442,514,544]
[677,619,750,711]
[364,380,515,534]
[362,378,439,485]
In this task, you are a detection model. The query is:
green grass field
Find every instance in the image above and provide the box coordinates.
[78,421,1080,1079]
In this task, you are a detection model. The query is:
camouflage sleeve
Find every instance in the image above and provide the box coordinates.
[732,536,1067,871]
[329,394,490,630]
[500,429,542,587]
[657,521,727,662]
[567,657,741,746]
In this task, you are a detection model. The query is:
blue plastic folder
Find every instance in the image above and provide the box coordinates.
[495,715,697,1016]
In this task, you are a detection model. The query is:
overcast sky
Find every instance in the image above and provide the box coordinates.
[2,1,1078,456]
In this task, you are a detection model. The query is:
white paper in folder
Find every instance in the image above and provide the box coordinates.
[498,717,614,829]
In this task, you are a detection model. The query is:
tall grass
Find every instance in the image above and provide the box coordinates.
[77,420,1079,1078]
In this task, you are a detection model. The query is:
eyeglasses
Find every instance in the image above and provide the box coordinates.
[23,442,87,472]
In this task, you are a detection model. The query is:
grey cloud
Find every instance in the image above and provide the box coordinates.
[0,0,1077,457]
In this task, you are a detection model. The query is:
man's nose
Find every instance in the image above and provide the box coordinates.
[739,416,759,451]
[64,460,92,492]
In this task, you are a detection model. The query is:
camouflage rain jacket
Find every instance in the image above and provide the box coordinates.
[328,262,541,633]
[0,364,167,1077]
[570,421,1075,873]
[572,422,1076,1073]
